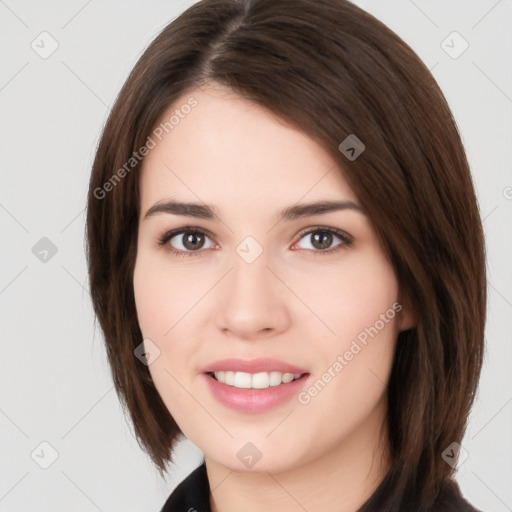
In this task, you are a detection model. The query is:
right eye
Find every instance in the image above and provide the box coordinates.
[158,228,217,256]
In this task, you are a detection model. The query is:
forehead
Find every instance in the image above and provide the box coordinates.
[139,86,358,210]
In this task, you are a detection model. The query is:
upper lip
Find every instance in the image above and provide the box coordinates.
[201,358,308,375]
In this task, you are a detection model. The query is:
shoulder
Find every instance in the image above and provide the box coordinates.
[160,462,211,512]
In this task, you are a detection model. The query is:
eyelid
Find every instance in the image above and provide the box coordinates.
[294,225,352,241]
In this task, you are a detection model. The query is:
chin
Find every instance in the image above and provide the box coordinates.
[201,436,312,475]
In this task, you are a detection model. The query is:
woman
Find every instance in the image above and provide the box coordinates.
[85,0,486,510]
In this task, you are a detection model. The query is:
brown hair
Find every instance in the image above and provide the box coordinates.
[85,0,486,510]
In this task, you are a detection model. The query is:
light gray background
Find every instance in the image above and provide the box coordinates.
[1,1,511,511]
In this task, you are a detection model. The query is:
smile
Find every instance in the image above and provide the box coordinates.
[211,370,304,389]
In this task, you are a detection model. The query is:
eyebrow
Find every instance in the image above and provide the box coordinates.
[143,199,364,222]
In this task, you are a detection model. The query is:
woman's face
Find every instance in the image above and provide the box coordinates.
[133,84,415,473]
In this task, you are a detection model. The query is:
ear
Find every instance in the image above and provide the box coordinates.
[396,290,418,332]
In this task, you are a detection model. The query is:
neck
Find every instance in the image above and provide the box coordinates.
[205,402,391,512]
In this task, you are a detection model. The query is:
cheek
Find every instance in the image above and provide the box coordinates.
[133,246,202,338]
[292,251,400,344]
[294,252,400,404]
[132,246,213,389]
[133,250,199,420]
[133,255,169,338]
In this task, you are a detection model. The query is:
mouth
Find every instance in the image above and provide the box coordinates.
[201,358,310,413]
[208,370,307,389]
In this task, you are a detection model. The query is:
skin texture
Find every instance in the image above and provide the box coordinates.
[133,84,416,512]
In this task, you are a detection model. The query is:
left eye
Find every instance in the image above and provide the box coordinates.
[294,228,351,252]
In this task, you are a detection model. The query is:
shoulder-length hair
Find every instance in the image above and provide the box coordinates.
[85,0,486,510]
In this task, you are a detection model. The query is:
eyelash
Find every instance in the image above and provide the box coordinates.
[156,225,353,257]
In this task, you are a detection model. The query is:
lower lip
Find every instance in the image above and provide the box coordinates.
[203,373,309,413]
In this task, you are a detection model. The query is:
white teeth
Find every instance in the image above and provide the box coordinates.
[213,371,303,389]
[282,372,294,383]
[252,372,270,389]
[234,371,252,388]
[269,371,282,386]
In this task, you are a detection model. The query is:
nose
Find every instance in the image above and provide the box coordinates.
[215,251,291,340]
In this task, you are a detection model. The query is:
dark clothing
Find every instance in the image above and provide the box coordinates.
[161,462,210,512]
[160,461,482,512]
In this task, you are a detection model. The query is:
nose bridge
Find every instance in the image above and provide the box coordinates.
[229,232,272,296]
[216,243,289,337]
